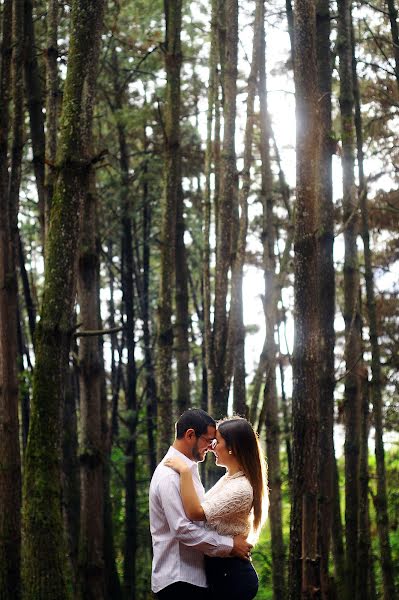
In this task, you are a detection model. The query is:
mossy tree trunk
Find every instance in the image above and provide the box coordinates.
[0,1,23,598]
[316,1,335,598]
[289,1,321,598]
[21,2,105,598]
[156,0,182,457]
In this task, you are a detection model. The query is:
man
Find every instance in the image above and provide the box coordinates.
[149,408,253,599]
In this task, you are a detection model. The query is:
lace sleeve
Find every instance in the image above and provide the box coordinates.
[201,478,253,524]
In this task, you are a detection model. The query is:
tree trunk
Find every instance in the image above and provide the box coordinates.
[331,456,346,598]
[24,0,46,249]
[316,1,335,598]
[258,4,285,597]
[337,2,362,597]
[289,1,320,598]
[62,367,80,595]
[203,0,218,408]
[356,366,371,600]
[77,181,105,599]
[45,0,59,239]
[156,0,182,456]
[141,148,157,476]
[175,180,190,413]
[352,23,396,598]
[21,2,105,597]
[211,0,238,418]
[387,0,399,89]
[228,0,262,416]
[0,1,22,597]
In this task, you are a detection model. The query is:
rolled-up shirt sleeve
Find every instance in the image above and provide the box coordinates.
[158,473,233,557]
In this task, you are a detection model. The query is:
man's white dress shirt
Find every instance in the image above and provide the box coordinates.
[149,447,233,593]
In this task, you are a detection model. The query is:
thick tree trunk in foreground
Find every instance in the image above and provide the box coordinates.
[0,1,22,597]
[289,1,320,598]
[157,0,182,457]
[21,2,105,598]
[316,1,335,598]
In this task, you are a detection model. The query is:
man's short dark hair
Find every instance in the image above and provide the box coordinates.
[175,408,215,439]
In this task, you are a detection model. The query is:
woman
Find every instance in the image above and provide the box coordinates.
[164,416,268,600]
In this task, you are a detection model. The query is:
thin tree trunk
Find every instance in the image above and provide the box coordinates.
[352,23,396,598]
[141,148,157,476]
[228,0,262,415]
[0,1,22,597]
[258,4,285,597]
[356,366,371,600]
[175,180,190,413]
[316,1,335,598]
[24,0,46,248]
[156,0,182,456]
[77,180,106,599]
[387,0,399,89]
[289,1,320,598]
[62,367,80,595]
[21,2,105,597]
[203,0,218,408]
[211,0,238,418]
[45,0,59,239]
[337,2,362,597]
[331,456,346,598]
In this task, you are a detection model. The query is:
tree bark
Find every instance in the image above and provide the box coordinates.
[289,1,321,598]
[227,0,261,416]
[45,0,59,239]
[156,0,182,457]
[175,184,190,413]
[24,0,46,249]
[77,181,106,600]
[21,2,105,597]
[0,1,22,597]
[203,0,219,408]
[331,456,346,598]
[337,2,362,597]
[316,1,335,598]
[258,4,285,597]
[352,23,396,598]
[211,0,238,418]
[387,0,399,89]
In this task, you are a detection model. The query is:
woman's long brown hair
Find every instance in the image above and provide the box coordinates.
[218,417,268,535]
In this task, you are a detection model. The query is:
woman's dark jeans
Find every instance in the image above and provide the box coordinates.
[205,556,259,600]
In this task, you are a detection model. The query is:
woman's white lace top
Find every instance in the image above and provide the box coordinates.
[201,471,253,536]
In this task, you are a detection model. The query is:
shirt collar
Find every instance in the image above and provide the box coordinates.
[166,446,198,471]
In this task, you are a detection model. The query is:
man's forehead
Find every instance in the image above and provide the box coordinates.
[207,425,216,437]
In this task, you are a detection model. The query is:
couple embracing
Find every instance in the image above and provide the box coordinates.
[149,408,268,599]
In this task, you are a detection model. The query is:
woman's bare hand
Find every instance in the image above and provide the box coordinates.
[164,457,190,474]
